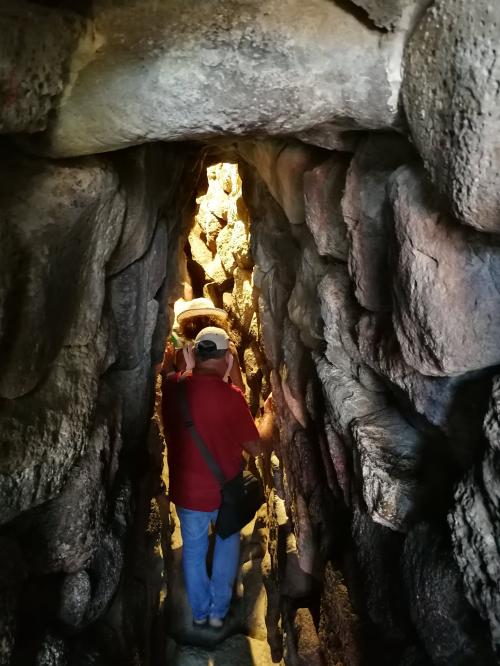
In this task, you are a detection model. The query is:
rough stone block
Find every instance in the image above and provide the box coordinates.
[403,523,497,664]
[315,354,387,445]
[342,133,414,312]
[318,562,362,666]
[351,408,423,531]
[303,153,350,261]
[357,311,496,468]
[449,376,500,652]
[403,0,500,232]
[11,423,109,574]
[288,231,328,349]
[391,165,500,376]
[351,506,410,641]
[0,324,110,524]
[38,0,405,156]
[0,2,91,134]
[0,152,123,398]
[349,0,429,29]
[239,140,325,226]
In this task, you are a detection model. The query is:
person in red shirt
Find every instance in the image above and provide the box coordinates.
[162,327,261,629]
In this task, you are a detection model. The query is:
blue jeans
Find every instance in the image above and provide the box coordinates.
[176,506,240,621]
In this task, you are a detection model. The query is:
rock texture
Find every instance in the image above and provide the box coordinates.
[403,0,500,232]
[3,2,500,664]
[23,0,406,157]
[391,165,500,376]
[352,408,423,531]
[342,133,414,312]
[349,0,430,29]
[241,133,498,662]
[403,524,497,665]
[0,2,95,134]
[0,141,198,663]
[449,377,500,651]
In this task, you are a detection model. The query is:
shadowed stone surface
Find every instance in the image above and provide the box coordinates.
[0,153,123,399]
[0,325,110,524]
[403,523,496,665]
[449,376,500,651]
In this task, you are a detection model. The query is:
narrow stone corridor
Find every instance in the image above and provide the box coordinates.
[1,2,500,665]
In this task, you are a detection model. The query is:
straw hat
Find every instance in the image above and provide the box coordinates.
[175,297,227,323]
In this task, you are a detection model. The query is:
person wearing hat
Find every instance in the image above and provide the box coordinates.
[162,327,262,629]
[169,297,244,391]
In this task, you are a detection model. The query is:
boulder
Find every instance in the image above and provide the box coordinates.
[246,166,298,367]
[342,133,414,312]
[323,420,351,505]
[188,223,227,285]
[281,319,311,417]
[318,264,362,369]
[314,354,387,445]
[288,230,328,349]
[351,408,423,531]
[108,221,168,370]
[351,506,410,642]
[391,165,500,376]
[84,533,123,624]
[11,423,110,574]
[107,144,185,275]
[34,0,406,156]
[303,153,351,261]
[349,0,429,30]
[0,2,93,134]
[293,126,359,153]
[318,562,362,666]
[449,376,500,651]
[403,523,496,665]
[238,140,325,225]
[35,634,68,666]
[0,151,124,399]
[0,324,110,524]
[358,311,496,468]
[292,607,323,666]
[58,571,92,628]
[403,0,500,232]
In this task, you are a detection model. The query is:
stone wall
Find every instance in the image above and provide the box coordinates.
[0,141,198,664]
[237,132,500,664]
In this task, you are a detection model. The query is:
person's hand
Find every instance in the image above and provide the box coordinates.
[162,341,176,372]
[263,392,274,415]
[223,352,234,382]
[182,343,195,373]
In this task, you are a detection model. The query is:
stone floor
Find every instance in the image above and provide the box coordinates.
[164,504,284,665]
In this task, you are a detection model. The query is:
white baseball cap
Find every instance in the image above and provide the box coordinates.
[194,326,230,351]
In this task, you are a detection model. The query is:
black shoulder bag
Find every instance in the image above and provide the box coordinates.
[178,378,264,539]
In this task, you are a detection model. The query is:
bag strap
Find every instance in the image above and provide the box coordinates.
[178,376,226,486]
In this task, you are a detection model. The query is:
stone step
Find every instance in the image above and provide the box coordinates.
[170,633,284,665]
